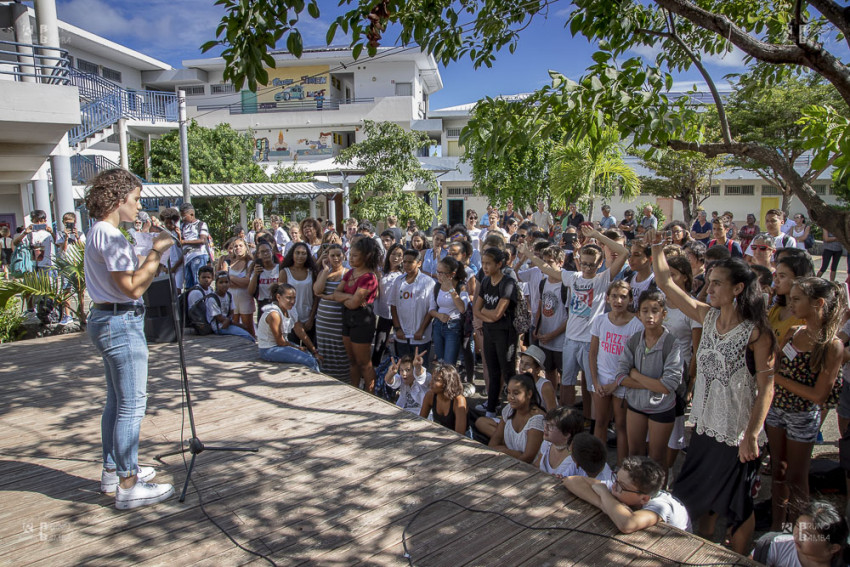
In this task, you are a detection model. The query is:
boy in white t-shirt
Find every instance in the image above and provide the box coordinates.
[187,265,215,307]
[564,456,691,534]
[385,348,432,414]
[207,271,255,342]
[390,249,435,359]
[522,226,629,407]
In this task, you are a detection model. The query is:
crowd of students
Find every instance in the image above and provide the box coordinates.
[13,187,850,562]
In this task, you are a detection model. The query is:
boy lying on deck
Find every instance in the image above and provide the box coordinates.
[562,456,691,534]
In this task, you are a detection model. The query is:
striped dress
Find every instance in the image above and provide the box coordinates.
[315,277,350,382]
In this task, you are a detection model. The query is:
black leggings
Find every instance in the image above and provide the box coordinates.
[371,316,394,366]
[461,334,475,383]
[483,324,517,413]
[819,249,843,274]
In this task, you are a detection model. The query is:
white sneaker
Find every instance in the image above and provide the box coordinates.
[101,466,157,495]
[115,480,174,510]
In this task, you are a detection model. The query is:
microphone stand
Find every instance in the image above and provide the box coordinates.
[155,254,258,502]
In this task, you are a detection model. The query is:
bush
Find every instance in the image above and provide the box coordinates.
[0,297,26,343]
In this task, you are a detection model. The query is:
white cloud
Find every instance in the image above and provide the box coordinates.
[702,46,747,68]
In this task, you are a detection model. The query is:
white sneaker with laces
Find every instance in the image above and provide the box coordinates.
[115,481,174,510]
[101,466,157,495]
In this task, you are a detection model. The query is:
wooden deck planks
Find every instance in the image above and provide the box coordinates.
[0,334,753,566]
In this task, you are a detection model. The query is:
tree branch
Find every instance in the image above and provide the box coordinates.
[653,0,850,107]
[662,9,733,144]
[807,0,850,50]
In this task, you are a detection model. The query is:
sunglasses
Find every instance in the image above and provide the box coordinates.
[753,245,772,251]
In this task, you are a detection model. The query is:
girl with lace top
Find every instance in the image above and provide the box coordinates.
[647,228,776,555]
[486,373,545,463]
[766,277,845,531]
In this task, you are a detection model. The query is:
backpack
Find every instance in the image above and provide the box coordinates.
[10,236,35,278]
[184,287,220,335]
[804,232,815,249]
[513,282,532,334]
[373,356,396,402]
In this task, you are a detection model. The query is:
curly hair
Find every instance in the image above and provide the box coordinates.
[85,168,141,220]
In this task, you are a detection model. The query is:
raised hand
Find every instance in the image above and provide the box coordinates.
[413,347,427,369]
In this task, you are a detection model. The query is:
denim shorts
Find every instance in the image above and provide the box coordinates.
[765,406,821,443]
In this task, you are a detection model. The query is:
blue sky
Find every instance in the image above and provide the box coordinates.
[54,0,748,109]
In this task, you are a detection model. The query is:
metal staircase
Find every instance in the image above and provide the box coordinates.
[67,68,178,152]
[70,154,119,184]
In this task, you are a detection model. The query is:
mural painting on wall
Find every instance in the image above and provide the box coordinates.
[252,130,333,161]
[257,64,330,106]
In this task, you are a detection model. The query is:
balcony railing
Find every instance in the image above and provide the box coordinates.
[0,39,70,85]
[196,97,376,115]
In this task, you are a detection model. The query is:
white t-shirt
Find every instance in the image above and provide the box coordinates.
[628,272,656,312]
[764,534,802,567]
[537,278,568,351]
[274,226,291,248]
[390,272,435,344]
[538,442,614,481]
[181,220,210,262]
[589,313,644,392]
[562,268,612,342]
[467,227,482,249]
[84,221,139,304]
[664,307,702,367]
[187,285,213,309]
[375,271,403,320]
[254,264,280,301]
[387,366,431,414]
[54,230,86,258]
[429,287,470,319]
[642,491,692,532]
[257,304,297,349]
[207,291,232,331]
[29,228,54,268]
[518,266,544,323]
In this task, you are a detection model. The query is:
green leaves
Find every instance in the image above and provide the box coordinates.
[337,120,439,228]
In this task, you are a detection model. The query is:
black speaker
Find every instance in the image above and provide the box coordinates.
[144,277,177,343]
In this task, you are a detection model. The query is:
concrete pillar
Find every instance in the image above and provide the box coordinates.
[342,177,350,220]
[256,202,264,221]
[34,0,62,79]
[33,165,53,227]
[51,134,74,223]
[239,199,248,231]
[20,183,33,221]
[11,3,36,83]
[431,186,440,228]
[118,119,129,170]
[308,196,317,219]
[143,134,152,180]
[328,196,337,227]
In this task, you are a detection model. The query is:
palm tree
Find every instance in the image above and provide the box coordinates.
[549,127,641,221]
[0,241,87,327]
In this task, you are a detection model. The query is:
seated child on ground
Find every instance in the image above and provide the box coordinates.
[533,406,583,478]
[752,500,849,567]
[207,271,255,342]
[386,347,431,415]
[563,456,691,533]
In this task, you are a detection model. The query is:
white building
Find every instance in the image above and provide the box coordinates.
[0,1,178,231]
[424,93,839,227]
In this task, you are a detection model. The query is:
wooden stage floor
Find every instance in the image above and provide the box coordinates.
[0,334,755,566]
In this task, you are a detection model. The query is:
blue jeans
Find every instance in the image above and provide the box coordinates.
[87,307,148,477]
[215,324,255,342]
[183,254,210,289]
[432,317,463,364]
[395,340,432,363]
[259,346,320,373]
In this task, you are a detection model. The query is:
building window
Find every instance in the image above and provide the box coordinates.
[813,184,827,195]
[710,185,720,195]
[446,128,462,138]
[77,58,99,75]
[395,82,413,96]
[447,187,474,196]
[762,184,780,196]
[102,67,122,82]
[724,185,754,196]
[179,85,205,96]
[211,83,235,94]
